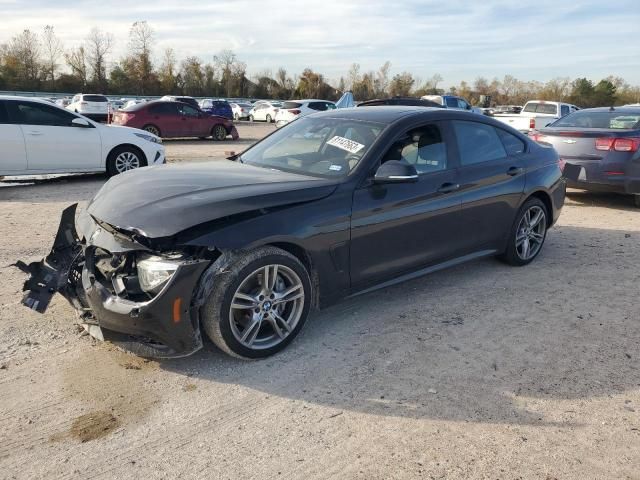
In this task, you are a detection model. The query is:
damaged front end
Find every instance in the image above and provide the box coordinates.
[18,204,212,358]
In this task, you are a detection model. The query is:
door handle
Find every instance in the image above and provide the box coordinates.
[26,131,43,136]
[437,182,460,194]
[507,166,524,176]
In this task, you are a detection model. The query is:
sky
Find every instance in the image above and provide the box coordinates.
[2,0,640,87]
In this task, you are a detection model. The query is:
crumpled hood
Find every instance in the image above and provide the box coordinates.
[87,161,338,238]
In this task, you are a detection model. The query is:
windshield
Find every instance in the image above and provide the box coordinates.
[552,110,640,129]
[240,117,385,178]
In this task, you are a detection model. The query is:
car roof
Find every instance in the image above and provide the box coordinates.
[0,95,59,105]
[573,106,640,113]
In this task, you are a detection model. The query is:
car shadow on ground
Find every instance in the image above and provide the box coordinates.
[566,189,638,211]
[159,224,640,426]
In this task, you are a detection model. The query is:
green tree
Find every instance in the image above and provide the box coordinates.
[388,72,414,97]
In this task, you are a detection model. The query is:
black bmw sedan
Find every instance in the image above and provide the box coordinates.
[20,107,565,359]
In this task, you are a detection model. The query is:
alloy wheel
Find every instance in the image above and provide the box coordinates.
[213,125,227,141]
[144,125,160,136]
[229,264,305,350]
[515,205,546,261]
[114,151,140,173]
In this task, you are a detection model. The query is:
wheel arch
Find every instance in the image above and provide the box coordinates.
[525,190,553,227]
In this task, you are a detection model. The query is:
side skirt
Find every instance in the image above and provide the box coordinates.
[348,249,498,299]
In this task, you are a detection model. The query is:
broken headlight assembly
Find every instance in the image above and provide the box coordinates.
[136,253,186,294]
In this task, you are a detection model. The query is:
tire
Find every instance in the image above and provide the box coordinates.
[266,114,272,123]
[106,145,147,177]
[143,124,161,137]
[498,197,548,266]
[634,195,640,208]
[249,114,254,122]
[234,113,239,121]
[201,246,312,359]
[212,124,227,141]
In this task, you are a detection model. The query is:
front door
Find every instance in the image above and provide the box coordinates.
[6,100,101,172]
[350,122,463,289]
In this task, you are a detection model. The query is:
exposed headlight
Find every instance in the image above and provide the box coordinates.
[134,132,162,144]
[137,253,184,293]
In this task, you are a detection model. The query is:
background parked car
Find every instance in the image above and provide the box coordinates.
[249,101,282,123]
[111,100,239,141]
[0,95,165,177]
[421,94,484,114]
[160,95,200,109]
[199,99,233,119]
[66,93,110,122]
[230,102,253,120]
[530,106,640,207]
[55,97,71,108]
[495,100,579,133]
[274,99,336,128]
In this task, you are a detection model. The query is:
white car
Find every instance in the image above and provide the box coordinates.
[231,102,253,121]
[249,101,282,123]
[66,93,110,122]
[274,100,336,128]
[0,96,165,177]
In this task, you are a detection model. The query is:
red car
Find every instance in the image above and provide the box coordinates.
[112,100,239,141]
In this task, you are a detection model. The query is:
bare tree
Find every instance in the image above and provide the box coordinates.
[159,48,177,93]
[375,61,391,97]
[214,49,237,97]
[41,26,63,88]
[65,46,88,87]
[128,21,154,94]
[86,27,113,91]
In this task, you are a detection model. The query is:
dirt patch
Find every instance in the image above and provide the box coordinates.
[69,410,120,442]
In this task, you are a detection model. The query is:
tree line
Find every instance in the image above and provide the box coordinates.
[1,23,639,108]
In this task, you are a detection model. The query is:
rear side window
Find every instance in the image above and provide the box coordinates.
[560,105,570,117]
[496,129,526,155]
[523,102,558,115]
[452,121,507,165]
[82,95,108,102]
[0,102,8,123]
[445,97,459,108]
[308,102,328,111]
[282,102,302,109]
[8,101,77,127]
[148,103,176,115]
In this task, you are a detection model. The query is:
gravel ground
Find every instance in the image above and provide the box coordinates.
[0,122,639,479]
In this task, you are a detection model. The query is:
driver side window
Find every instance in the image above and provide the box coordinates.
[381,124,448,174]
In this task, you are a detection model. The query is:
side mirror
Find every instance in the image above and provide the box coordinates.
[374,160,418,184]
[71,117,91,128]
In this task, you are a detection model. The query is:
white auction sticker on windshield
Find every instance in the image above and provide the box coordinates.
[327,136,365,154]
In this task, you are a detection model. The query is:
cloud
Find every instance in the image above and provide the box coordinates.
[1,0,639,86]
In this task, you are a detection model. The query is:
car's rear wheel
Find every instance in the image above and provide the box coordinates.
[201,247,312,359]
[234,113,239,121]
[266,114,272,123]
[143,124,161,137]
[106,146,147,177]
[498,197,548,266]
[249,114,255,122]
[212,124,227,141]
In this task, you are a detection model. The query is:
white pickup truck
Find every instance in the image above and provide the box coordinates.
[493,100,579,133]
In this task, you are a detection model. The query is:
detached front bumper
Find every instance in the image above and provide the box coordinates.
[229,126,240,140]
[19,204,210,358]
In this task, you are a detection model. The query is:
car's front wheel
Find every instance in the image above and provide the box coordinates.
[234,113,239,121]
[249,114,254,122]
[106,146,147,177]
[212,124,227,141]
[201,247,312,358]
[266,114,272,123]
[499,197,548,266]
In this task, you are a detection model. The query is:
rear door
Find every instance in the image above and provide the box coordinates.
[452,120,526,252]
[350,121,464,289]
[0,101,27,174]
[6,100,101,172]
[148,102,179,137]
